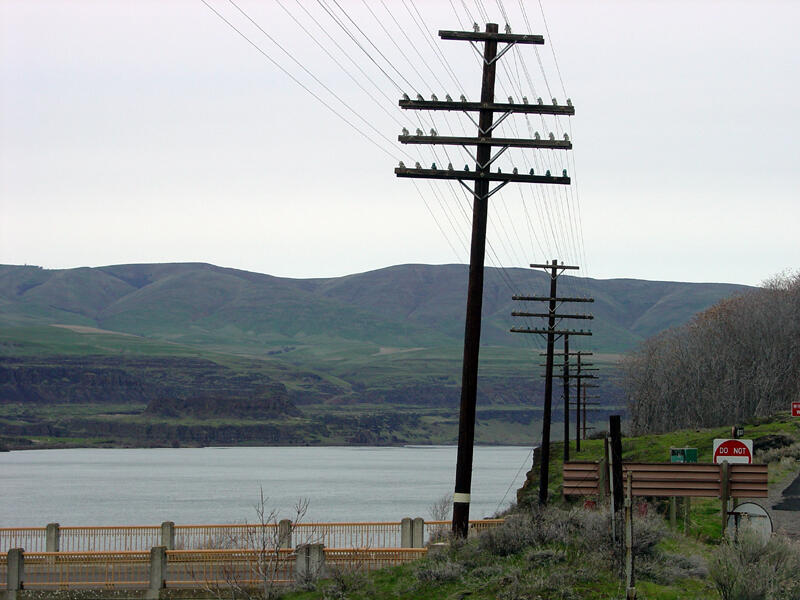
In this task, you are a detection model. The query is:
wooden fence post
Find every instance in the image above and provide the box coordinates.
[720,461,730,537]
[669,497,677,528]
[684,497,691,536]
[624,472,636,599]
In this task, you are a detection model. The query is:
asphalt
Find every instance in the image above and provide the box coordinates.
[773,469,800,511]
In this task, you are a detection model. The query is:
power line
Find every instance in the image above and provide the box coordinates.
[199,0,407,161]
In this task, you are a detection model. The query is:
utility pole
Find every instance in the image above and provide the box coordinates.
[395,24,574,537]
[563,335,570,462]
[512,261,592,504]
[544,350,595,451]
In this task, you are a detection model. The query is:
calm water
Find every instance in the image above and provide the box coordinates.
[0,446,534,527]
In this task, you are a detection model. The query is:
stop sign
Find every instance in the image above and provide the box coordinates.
[792,402,800,417]
[713,438,753,464]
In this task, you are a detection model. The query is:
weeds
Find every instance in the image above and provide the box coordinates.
[709,529,800,600]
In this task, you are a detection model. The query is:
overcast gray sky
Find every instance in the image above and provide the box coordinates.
[2,0,798,286]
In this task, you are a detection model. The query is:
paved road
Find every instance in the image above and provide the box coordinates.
[766,467,800,539]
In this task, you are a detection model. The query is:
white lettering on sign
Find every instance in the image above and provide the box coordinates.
[713,439,753,464]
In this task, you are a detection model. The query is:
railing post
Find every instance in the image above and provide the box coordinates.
[160,521,175,550]
[278,519,292,549]
[7,548,24,595]
[45,522,60,552]
[149,546,167,594]
[295,544,309,581]
[308,543,325,579]
[400,518,412,548]
[295,543,325,581]
[412,518,424,548]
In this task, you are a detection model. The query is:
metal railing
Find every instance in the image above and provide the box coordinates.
[60,526,161,552]
[166,548,295,588]
[324,547,427,572]
[294,522,402,548]
[425,519,505,540]
[1,519,505,553]
[0,528,46,553]
[21,551,150,590]
[0,547,428,590]
[174,524,278,550]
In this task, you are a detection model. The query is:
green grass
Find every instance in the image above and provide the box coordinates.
[275,416,800,600]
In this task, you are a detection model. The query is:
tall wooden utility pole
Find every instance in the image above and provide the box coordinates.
[563,334,570,462]
[512,261,592,504]
[395,24,574,536]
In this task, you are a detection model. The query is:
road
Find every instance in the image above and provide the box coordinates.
[766,466,800,539]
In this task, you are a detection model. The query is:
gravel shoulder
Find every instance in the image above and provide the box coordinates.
[763,465,800,539]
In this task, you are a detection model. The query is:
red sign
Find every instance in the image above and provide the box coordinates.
[713,438,753,464]
[792,402,800,417]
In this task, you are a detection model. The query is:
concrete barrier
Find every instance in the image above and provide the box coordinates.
[44,524,59,553]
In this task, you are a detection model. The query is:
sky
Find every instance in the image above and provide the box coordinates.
[1,0,798,286]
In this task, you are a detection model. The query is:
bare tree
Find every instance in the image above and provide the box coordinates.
[623,272,800,434]
[197,489,312,600]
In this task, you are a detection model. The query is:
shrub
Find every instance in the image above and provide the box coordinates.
[414,556,464,583]
[477,513,538,556]
[709,530,800,600]
[757,441,800,464]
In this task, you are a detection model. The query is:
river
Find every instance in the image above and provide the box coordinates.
[0,445,534,527]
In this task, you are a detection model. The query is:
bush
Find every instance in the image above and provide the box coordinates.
[414,554,464,583]
[637,552,707,585]
[709,530,800,600]
[757,441,800,464]
[477,513,538,556]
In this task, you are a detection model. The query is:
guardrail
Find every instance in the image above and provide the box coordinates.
[1,519,504,553]
[0,546,428,591]
[562,461,768,498]
[16,551,151,590]
[166,548,295,588]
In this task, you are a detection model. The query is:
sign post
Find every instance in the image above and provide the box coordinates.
[792,402,800,417]
[713,439,753,464]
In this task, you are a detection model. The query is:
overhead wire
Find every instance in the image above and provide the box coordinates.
[198,0,408,163]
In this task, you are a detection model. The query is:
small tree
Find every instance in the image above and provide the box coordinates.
[199,489,312,600]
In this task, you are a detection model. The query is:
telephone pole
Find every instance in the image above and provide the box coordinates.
[395,24,574,536]
[512,261,592,504]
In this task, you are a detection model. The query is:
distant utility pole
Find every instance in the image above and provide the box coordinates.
[511,260,592,504]
[543,349,595,452]
[394,24,574,537]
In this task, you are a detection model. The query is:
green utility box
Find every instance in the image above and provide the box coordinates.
[670,447,698,463]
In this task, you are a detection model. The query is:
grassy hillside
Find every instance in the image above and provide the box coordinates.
[0,263,749,356]
[281,414,800,600]
[0,262,748,448]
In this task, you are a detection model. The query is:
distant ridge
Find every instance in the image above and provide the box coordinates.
[0,262,751,354]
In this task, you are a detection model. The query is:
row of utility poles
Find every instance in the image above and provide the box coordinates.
[393,23,597,534]
[511,261,594,504]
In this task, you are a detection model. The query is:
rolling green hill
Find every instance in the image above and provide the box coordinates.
[0,262,751,448]
[0,262,749,355]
